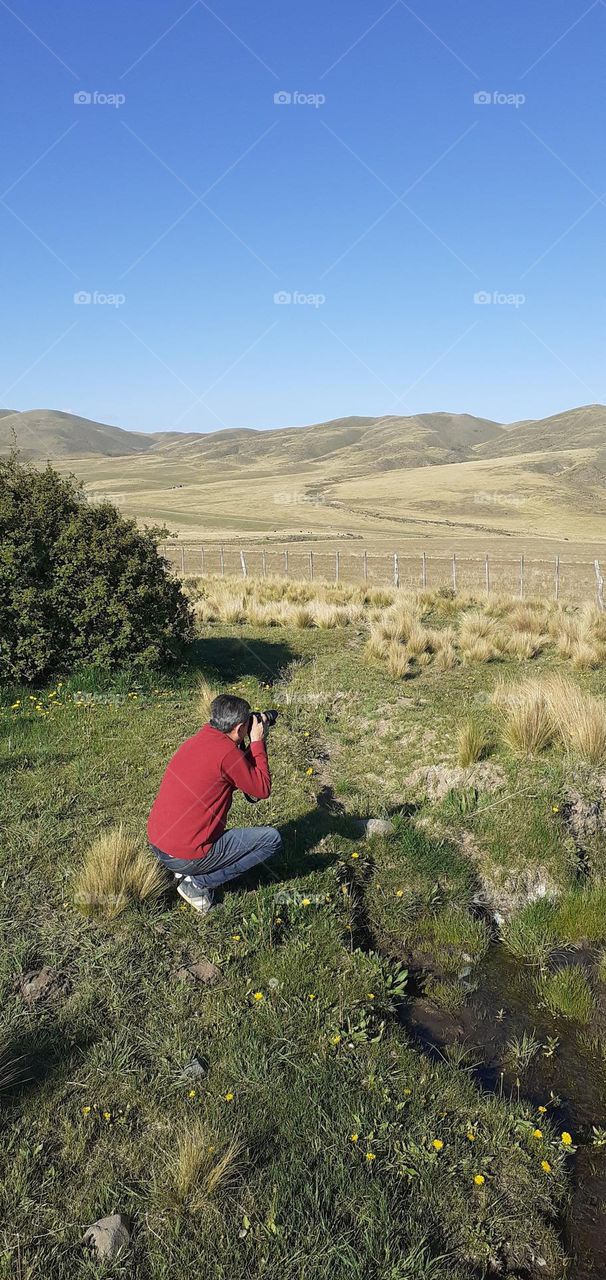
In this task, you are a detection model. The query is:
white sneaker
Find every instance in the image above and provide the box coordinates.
[176,879,214,915]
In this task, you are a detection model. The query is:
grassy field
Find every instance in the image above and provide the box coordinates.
[5,581,606,1276]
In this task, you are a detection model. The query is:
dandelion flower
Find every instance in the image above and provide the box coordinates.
[541,1160,552,1173]
[350,1133,359,1143]
[395,889,404,897]
[275,917,283,924]
[103,1111,112,1121]
[467,1132,476,1141]
[10,701,20,710]
[367,993,376,1000]
[432,1139,444,1151]
[538,1106,547,1114]
[252,991,264,1001]
[403,1088,412,1095]
[330,1034,341,1045]
[188,1089,196,1099]
[231,934,241,942]
[224,1092,234,1102]
[473,1174,485,1186]
[306,767,313,776]
[366,1152,376,1162]
[82,1105,91,1115]
[301,898,311,907]
[532,1129,543,1139]
[351,852,360,860]
[308,993,316,1001]
[552,805,560,813]
[304,731,310,737]
[561,1131,573,1146]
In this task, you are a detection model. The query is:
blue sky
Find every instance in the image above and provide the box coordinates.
[1,0,604,432]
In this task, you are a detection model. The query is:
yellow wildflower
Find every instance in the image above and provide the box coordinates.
[467,1132,476,1141]
[103,1111,112,1121]
[308,993,316,1001]
[231,934,241,941]
[561,1131,573,1146]
[532,1129,543,1139]
[301,898,311,907]
[432,1139,443,1151]
[367,992,376,1000]
[81,1105,91,1115]
[224,1092,234,1102]
[351,852,360,860]
[306,767,313,775]
[330,1034,341,1045]
[350,1133,359,1142]
[10,702,20,710]
[538,1105,547,1114]
[395,889,404,897]
[366,1152,376,1161]
[252,991,264,1001]
[474,1174,485,1186]
[542,1160,552,1173]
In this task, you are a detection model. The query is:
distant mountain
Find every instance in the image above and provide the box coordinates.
[476,404,606,459]
[0,409,157,458]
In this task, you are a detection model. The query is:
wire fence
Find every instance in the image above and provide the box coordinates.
[158,542,606,608]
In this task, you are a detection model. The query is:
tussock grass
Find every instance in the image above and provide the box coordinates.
[386,640,411,679]
[456,718,489,767]
[500,899,558,965]
[493,681,554,756]
[538,965,595,1024]
[163,1122,244,1213]
[542,674,606,763]
[196,674,218,722]
[74,824,166,919]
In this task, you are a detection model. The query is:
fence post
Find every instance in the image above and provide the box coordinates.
[309,551,314,581]
[262,550,267,577]
[335,551,340,583]
[220,545,225,576]
[452,554,457,594]
[555,555,560,602]
[240,550,248,578]
[485,553,490,596]
[200,546,204,575]
[520,553,524,600]
[422,550,427,589]
[393,552,400,589]
[595,559,604,611]
[180,545,185,574]
[284,549,289,577]
[363,550,368,582]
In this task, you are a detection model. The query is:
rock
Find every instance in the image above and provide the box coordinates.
[474,865,560,921]
[18,966,67,1005]
[175,958,222,985]
[82,1214,130,1261]
[182,1055,207,1080]
[352,817,395,839]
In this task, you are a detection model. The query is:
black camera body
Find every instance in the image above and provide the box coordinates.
[248,708,279,732]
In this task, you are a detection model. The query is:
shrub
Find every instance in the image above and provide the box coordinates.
[0,453,194,682]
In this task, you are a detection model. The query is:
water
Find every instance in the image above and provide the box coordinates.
[404,946,606,1280]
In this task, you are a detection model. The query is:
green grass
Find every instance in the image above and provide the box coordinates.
[0,621,588,1278]
[537,965,595,1024]
[501,886,606,964]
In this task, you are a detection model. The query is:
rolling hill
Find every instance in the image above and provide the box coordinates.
[2,403,605,553]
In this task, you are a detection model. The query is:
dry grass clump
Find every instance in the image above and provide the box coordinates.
[457,719,490,766]
[434,643,458,671]
[494,674,606,764]
[542,674,606,763]
[162,1121,243,1213]
[503,631,547,661]
[196,674,218,722]
[493,681,554,756]
[386,640,412,679]
[74,825,166,919]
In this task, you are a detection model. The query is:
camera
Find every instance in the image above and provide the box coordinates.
[248,708,279,732]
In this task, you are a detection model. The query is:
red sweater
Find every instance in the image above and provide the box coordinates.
[147,723,272,859]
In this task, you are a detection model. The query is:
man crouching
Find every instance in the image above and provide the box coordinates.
[148,693,282,914]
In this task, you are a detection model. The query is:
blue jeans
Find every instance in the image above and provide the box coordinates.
[150,825,282,891]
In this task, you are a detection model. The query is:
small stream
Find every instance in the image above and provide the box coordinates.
[403,945,606,1280]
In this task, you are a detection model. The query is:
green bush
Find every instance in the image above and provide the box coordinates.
[0,453,194,682]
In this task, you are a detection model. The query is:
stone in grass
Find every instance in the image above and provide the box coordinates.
[82,1214,130,1261]
[174,957,222,985]
[352,817,395,839]
[17,966,68,1006]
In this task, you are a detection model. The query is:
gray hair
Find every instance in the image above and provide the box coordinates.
[209,693,251,733]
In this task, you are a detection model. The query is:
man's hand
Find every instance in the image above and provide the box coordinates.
[249,713,267,743]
